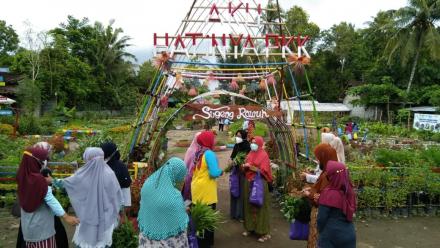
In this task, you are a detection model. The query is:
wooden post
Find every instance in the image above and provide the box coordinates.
[12,107,19,138]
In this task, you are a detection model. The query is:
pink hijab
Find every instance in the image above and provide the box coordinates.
[184,132,201,169]
[319,161,357,221]
[182,132,201,200]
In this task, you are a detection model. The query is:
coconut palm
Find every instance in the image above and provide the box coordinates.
[385,0,440,93]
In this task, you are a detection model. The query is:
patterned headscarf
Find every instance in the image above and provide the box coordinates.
[138,157,189,240]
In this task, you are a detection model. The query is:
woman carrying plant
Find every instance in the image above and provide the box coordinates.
[242,136,273,243]
[101,142,132,207]
[182,131,202,201]
[137,157,190,248]
[317,161,356,248]
[229,130,251,221]
[302,143,338,248]
[16,147,79,248]
[55,147,123,248]
[191,130,223,248]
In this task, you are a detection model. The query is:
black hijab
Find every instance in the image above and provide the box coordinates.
[231,130,251,159]
[101,142,132,188]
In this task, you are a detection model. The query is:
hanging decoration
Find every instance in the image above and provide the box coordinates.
[230,78,239,91]
[239,85,246,95]
[207,71,215,81]
[236,73,245,82]
[188,86,198,96]
[259,78,267,90]
[160,95,169,108]
[153,51,172,71]
[287,53,311,76]
[266,74,276,85]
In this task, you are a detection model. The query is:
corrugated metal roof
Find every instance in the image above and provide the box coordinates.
[273,100,351,112]
[407,106,438,112]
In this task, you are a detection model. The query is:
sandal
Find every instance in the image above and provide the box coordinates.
[257,234,271,243]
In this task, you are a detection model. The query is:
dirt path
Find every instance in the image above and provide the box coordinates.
[1,129,439,247]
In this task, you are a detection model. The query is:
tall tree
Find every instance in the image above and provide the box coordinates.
[385,0,440,93]
[0,20,19,65]
[285,6,320,51]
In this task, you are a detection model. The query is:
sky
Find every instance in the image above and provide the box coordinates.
[2,0,407,63]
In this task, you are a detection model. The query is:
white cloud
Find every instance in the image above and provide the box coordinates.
[2,0,407,63]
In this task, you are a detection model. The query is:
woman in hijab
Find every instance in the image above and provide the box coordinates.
[55,147,123,248]
[101,142,132,207]
[182,131,202,201]
[302,144,338,248]
[229,130,251,221]
[191,130,223,248]
[318,161,356,248]
[138,157,189,248]
[16,147,79,248]
[242,136,273,243]
[302,133,345,184]
[16,142,71,248]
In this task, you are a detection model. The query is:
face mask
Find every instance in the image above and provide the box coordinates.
[235,137,243,144]
[250,143,258,151]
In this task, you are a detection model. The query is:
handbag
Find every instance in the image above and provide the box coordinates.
[229,166,240,198]
[289,220,309,240]
[249,172,264,207]
[11,198,21,217]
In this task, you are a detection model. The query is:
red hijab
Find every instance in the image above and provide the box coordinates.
[245,136,273,182]
[195,131,215,169]
[16,147,49,212]
[196,131,215,150]
[319,161,357,221]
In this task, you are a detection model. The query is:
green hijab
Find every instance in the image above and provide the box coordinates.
[138,157,189,240]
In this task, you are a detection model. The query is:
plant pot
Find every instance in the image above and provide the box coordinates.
[371,208,381,219]
[391,209,399,219]
[399,207,409,218]
[425,206,435,216]
[363,208,372,218]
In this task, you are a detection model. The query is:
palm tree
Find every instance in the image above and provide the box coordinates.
[385,0,440,93]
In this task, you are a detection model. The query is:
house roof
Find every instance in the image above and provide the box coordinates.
[0,95,16,105]
[407,106,438,113]
[275,100,351,112]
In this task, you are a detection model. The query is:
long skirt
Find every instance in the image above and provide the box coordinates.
[24,235,56,248]
[197,204,216,248]
[243,179,270,235]
[138,231,189,248]
[230,174,244,220]
[17,216,68,248]
[307,206,319,248]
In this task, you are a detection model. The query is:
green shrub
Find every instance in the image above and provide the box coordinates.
[420,148,440,167]
[18,115,42,135]
[111,216,138,248]
[229,120,268,137]
[0,124,14,135]
[374,148,416,167]
[358,186,382,208]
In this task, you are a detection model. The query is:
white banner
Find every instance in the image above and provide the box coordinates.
[413,113,440,132]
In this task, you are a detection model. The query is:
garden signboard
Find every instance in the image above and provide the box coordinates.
[183,103,282,120]
[413,113,440,132]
